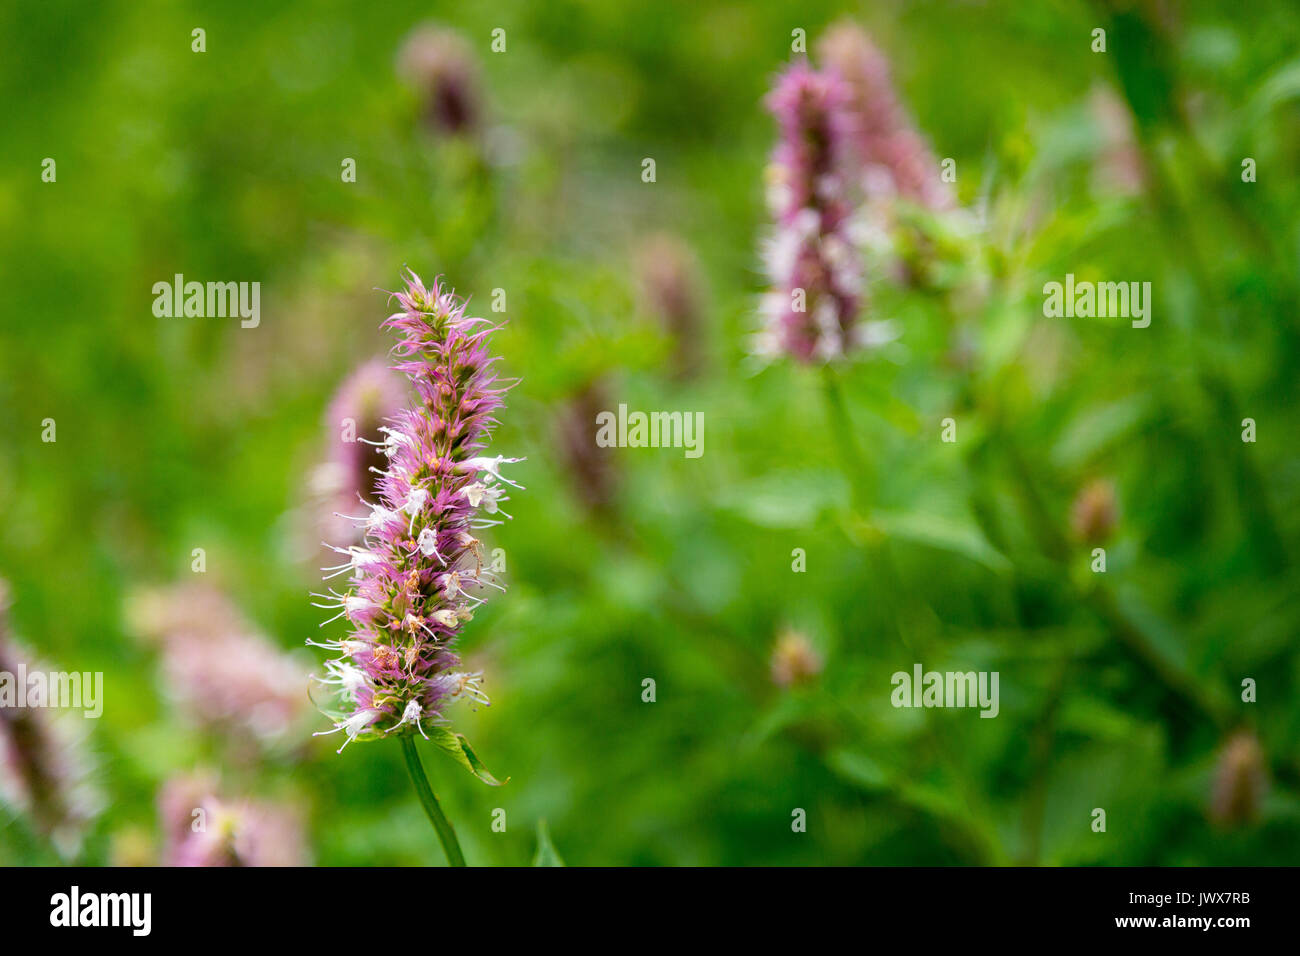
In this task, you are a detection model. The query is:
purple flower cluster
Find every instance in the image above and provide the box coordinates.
[759,27,963,361]
[819,22,952,212]
[159,773,308,867]
[313,271,518,751]
[758,62,865,362]
[128,583,313,755]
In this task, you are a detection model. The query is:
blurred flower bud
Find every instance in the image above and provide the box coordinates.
[1070,478,1119,545]
[556,379,619,516]
[397,25,482,137]
[1210,731,1267,828]
[636,234,705,380]
[771,628,824,688]
[1088,85,1145,196]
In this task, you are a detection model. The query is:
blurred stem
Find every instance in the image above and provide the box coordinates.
[1020,659,1069,865]
[821,365,873,507]
[400,736,466,867]
[1002,438,1069,563]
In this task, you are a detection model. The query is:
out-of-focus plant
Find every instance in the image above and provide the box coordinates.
[398,25,484,140]
[0,582,102,859]
[1210,731,1268,829]
[770,627,824,689]
[635,233,707,381]
[747,14,1300,864]
[556,378,620,518]
[127,583,315,761]
[311,359,408,551]
[159,772,308,867]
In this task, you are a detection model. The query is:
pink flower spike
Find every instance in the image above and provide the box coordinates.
[758,61,866,362]
[311,272,519,748]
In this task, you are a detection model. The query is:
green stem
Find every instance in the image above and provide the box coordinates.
[821,366,872,507]
[400,735,466,866]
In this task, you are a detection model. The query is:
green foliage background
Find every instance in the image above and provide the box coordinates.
[1,0,1298,865]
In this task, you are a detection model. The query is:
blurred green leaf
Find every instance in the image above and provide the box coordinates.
[868,510,1012,574]
[717,471,849,529]
[532,819,565,867]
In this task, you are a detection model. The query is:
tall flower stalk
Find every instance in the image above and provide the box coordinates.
[758,60,889,506]
[311,270,517,865]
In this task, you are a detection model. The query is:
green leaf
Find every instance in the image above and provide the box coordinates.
[839,372,923,434]
[426,728,508,786]
[532,819,565,867]
[868,509,1012,574]
[1050,396,1150,470]
[717,470,849,529]
[828,749,1004,865]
